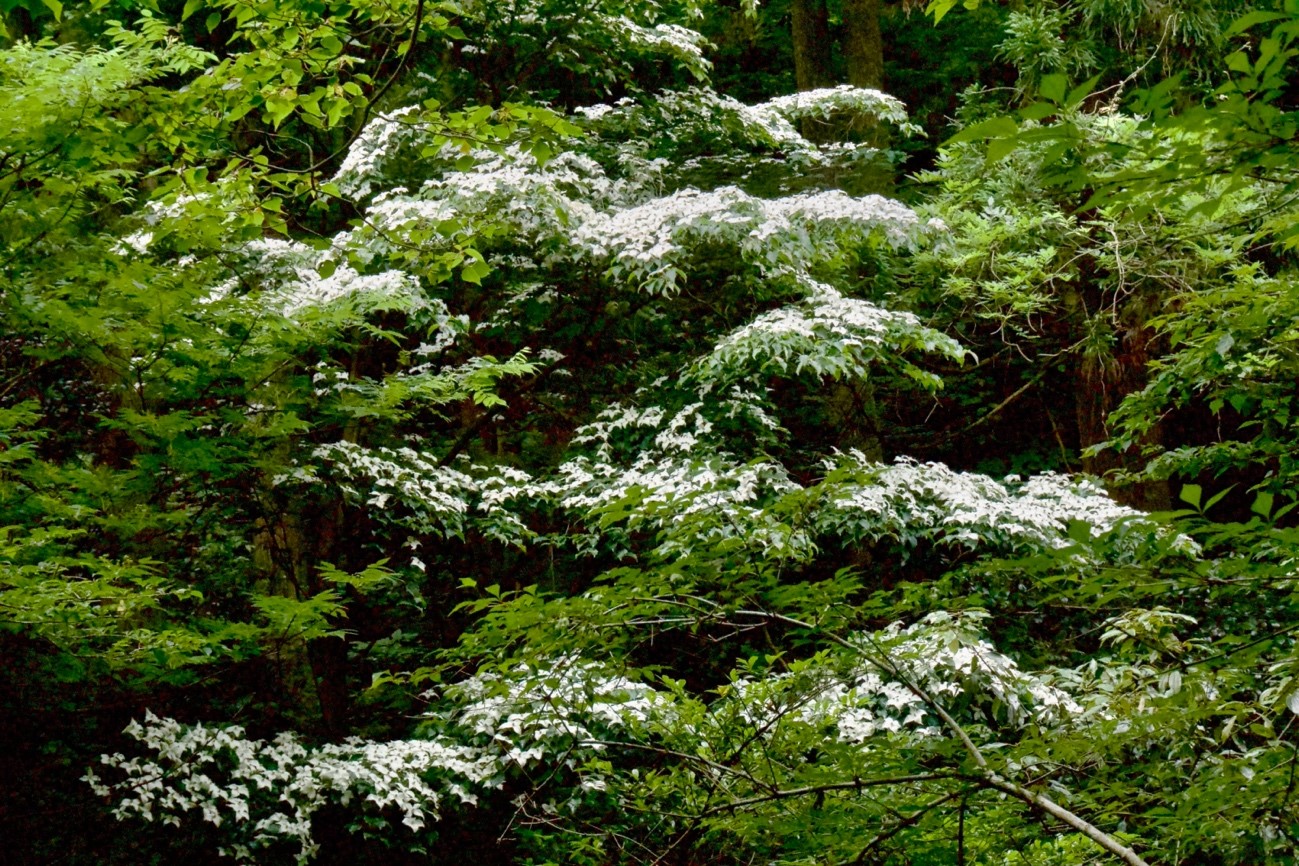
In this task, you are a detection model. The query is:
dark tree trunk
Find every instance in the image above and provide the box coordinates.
[842,0,887,147]
[843,0,885,89]
[1070,299,1172,512]
[827,379,884,461]
[252,492,353,736]
[791,0,833,91]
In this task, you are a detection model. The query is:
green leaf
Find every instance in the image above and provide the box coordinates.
[1066,519,1092,544]
[1066,75,1102,108]
[927,0,979,23]
[265,97,295,129]
[182,0,203,20]
[1204,485,1235,513]
[1226,10,1287,37]
[1179,484,1202,509]
[1039,74,1067,106]
[927,0,957,22]
[461,259,491,285]
[530,139,553,166]
[42,0,62,19]
[1020,102,1057,122]
[946,116,1018,146]
[1252,491,1275,519]
[985,135,1021,163]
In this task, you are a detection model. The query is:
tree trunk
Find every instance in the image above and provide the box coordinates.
[827,379,883,462]
[791,0,833,92]
[252,487,353,736]
[1071,306,1172,512]
[843,0,885,90]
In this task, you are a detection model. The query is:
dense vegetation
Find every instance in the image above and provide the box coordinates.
[5,0,1299,863]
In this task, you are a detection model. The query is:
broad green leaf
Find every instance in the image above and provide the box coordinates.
[1225,10,1287,37]
[461,259,492,284]
[1039,74,1067,106]
[945,115,1018,146]
[1066,75,1102,108]
[926,0,979,24]
[985,134,1021,163]
[1252,491,1275,519]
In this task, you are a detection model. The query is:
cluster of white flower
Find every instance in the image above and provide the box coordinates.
[413,147,608,244]
[722,663,938,744]
[573,185,922,293]
[443,655,667,743]
[704,612,1082,747]
[605,17,711,77]
[450,1,712,82]
[547,454,795,520]
[570,402,721,458]
[306,81,929,321]
[88,711,498,863]
[112,174,261,256]
[115,229,154,255]
[214,238,438,319]
[309,442,532,541]
[345,143,686,275]
[362,190,460,248]
[693,284,964,386]
[91,661,673,861]
[290,264,428,315]
[305,435,1166,571]
[331,106,423,198]
[871,612,1084,728]
[815,454,1168,554]
[586,87,802,153]
[579,85,917,170]
[535,453,812,560]
[86,623,1091,863]
[762,85,913,131]
[350,159,924,300]
[556,391,784,484]
[764,190,922,247]
[314,442,474,518]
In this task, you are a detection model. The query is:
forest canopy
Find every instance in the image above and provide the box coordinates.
[5,1,1299,864]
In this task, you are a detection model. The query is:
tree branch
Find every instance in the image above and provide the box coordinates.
[725,607,1152,866]
[697,774,954,816]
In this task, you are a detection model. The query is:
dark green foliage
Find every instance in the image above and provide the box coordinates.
[7,0,1299,864]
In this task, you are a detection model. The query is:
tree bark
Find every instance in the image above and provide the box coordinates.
[791,0,833,92]
[1070,294,1172,511]
[843,0,885,90]
[826,379,883,461]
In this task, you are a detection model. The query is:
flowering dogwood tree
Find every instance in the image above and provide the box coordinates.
[65,8,1182,865]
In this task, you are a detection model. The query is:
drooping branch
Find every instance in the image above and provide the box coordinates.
[982,774,1151,866]
[697,773,955,816]
[847,788,968,866]
[722,607,1153,866]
